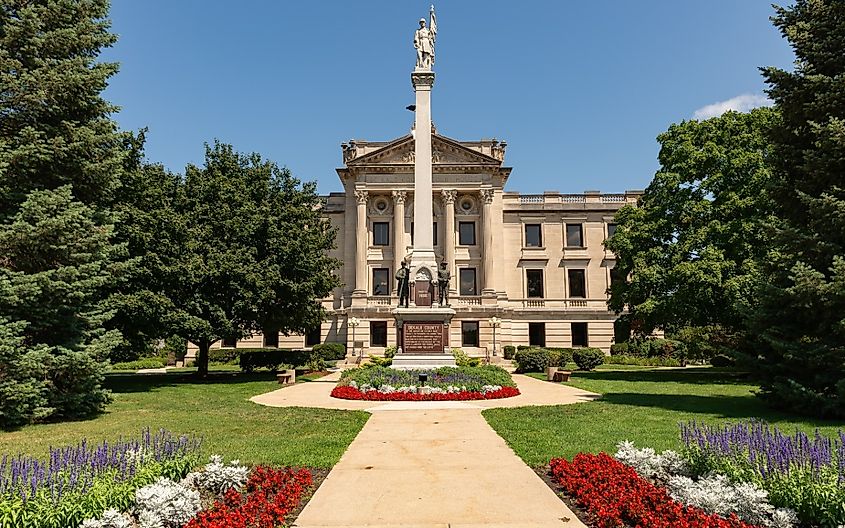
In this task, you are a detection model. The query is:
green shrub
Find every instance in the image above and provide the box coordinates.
[546,347,575,366]
[452,348,482,367]
[516,345,534,351]
[367,355,393,367]
[609,342,629,355]
[605,354,682,367]
[383,345,397,358]
[208,348,239,364]
[312,342,346,361]
[503,345,516,359]
[110,357,167,370]
[305,356,327,372]
[573,348,605,371]
[514,348,550,373]
[239,348,311,372]
[162,335,188,361]
[710,354,736,367]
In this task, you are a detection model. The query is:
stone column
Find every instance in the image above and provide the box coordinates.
[480,188,495,294]
[409,70,437,277]
[391,190,407,294]
[353,189,368,296]
[441,189,457,293]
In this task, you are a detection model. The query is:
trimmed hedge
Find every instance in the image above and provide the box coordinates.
[609,342,629,356]
[312,342,346,361]
[239,348,310,372]
[710,354,736,367]
[573,348,605,371]
[604,354,682,367]
[503,345,516,360]
[110,357,167,370]
[513,347,579,372]
[208,348,240,364]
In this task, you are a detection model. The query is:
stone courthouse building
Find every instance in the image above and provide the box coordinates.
[206,133,641,358]
[200,8,643,360]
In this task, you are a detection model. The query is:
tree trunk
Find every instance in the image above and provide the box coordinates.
[197,341,210,378]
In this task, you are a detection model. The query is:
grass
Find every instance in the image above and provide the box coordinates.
[0,370,369,468]
[483,366,845,467]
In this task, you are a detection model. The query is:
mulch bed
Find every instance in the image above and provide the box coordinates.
[287,467,330,522]
[534,465,595,527]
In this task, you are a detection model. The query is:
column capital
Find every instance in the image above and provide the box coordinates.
[354,189,369,205]
[480,188,495,204]
[441,189,457,205]
[391,190,407,205]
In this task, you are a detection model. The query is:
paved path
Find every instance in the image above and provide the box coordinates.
[252,372,597,527]
[292,408,587,528]
[250,371,599,411]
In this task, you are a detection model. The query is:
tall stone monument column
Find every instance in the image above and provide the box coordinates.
[441,189,457,293]
[409,70,437,280]
[353,189,368,296]
[391,190,407,294]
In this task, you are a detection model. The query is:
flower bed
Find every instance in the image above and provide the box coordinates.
[549,452,758,528]
[333,365,520,401]
[0,428,202,528]
[331,384,520,401]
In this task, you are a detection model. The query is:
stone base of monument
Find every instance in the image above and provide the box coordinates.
[391,306,457,370]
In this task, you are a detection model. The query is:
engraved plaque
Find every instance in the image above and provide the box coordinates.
[403,322,444,354]
[414,280,432,307]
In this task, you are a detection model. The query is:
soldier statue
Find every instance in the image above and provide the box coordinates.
[396,261,410,308]
[437,261,451,306]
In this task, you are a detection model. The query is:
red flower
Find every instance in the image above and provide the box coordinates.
[548,453,762,528]
[186,467,313,528]
[330,385,520,401]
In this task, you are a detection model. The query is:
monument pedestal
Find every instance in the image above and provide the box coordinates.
[392,307,456,370]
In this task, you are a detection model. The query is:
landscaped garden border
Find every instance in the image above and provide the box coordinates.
[331,365,520,401]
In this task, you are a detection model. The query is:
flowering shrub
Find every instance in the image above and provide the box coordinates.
[614,439,689,480]
[667,474,797,528]
[549,452,758,528]
[0,428,202,528]
[80,509,133,528]
[134,477,200,528]
[338,365,516,392]
[331,384,519,401]
[186,466,312,528]
[681,420,845,526]
[192,455,249,495]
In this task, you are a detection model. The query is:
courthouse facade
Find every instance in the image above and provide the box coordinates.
[206,132,641,358]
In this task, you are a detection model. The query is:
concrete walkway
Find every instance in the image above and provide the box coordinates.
[251,372,597,526]
[292,407,587,528]
[250,371,599,411]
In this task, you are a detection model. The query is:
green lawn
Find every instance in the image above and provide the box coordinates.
[483,367,845,467]
[0,371,369,467]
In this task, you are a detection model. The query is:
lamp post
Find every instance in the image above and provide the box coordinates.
[489,316,501,360]
[349,317,360,356]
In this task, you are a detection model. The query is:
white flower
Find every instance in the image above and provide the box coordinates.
[193,455,249,495]
[614,440,689,480]
[80,509,133,528]
[135,477,200,528]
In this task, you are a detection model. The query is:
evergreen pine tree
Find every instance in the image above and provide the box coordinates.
[750,0,845,417]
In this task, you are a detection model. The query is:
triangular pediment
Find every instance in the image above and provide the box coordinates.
[346,134,502,167]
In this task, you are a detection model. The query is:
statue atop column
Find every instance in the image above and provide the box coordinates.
[437,260,451,306]
[414,5,437,70]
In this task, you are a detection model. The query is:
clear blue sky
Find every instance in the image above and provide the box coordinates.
[102,1,794,194]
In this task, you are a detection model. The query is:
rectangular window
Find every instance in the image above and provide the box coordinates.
[566,223,584,248]
[459,268,477,296]
[410,222,414,245]
[373,222,390,246]
[610,266,625,286]
[529,322,546,347]
[526,269,544,298]
[606,223,617,239]
[370,321,387,347]
[461,321,479,347]
[568,269,587,298]
[221,337,237,348]
[572,322,588,347]
[433,221,438,246]
[525,224,542,247]
[459,221,476,246]
[305,325,321,347]
[372,268,390,296]
[263,329,279,348]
